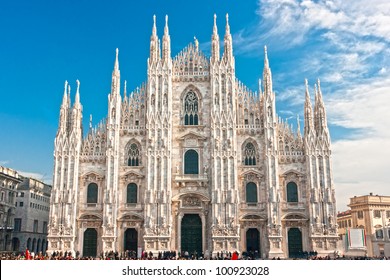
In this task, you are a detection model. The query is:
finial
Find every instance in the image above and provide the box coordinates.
[213,14,218,35]
[164,15,169,34]
[113,48,119,72]
[225,13,230,33]
[152,14,157,35]
[317,78,322,92]
[194,36,199,52]
[75,79,80,104]
[89,114,92,130]
[297,114,301,136]
[305,78,309,94]
[264,45,269,67]
[124,80,127,96]
[64,80,68,92]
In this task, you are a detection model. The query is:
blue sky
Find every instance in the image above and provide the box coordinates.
[1,0,389,211]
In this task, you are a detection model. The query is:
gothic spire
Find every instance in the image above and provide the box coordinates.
[113,48,120,76]
[150,15,159,63]
[315,79,329,135]
[263,46,273,95]
[222,13,233,63]
[61,80,68,108]
[74,79,81,109]
[297,114,302,139]
[211,14,220,63]
[304,79,314,137]
[162,15,171,61]
[111,48,120,94]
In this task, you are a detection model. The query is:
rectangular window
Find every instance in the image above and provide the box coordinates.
[357,211,363,219]
[19,202,23,207]
[386,211,390,218]
[33,220,38,233]
[43,221,47,234]
[14,218,21,232]
[374,210,381,218]
[20,192,24,197]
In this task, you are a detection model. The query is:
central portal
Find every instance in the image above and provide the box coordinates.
[181,214,202,256]
[124,228,138,253]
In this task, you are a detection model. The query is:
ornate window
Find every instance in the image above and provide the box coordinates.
[376,229,384,239]
[183,91,199,125]
[87,183,98,203]
[286,182,298,202]
[184,149,199,174]
[126,183,137,204]
[244,142,256,165]
[127,143,140,166]
[246,182,258,203]
[374,210,381,218]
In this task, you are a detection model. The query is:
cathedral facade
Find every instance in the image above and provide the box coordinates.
[47,14,338,258]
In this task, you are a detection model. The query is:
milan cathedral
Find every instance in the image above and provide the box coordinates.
[47,14,338,258]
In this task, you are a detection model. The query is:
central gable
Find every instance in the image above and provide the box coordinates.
[172,42,210,81]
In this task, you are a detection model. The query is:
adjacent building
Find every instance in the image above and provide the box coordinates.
[48,14,338,258]
[348,194,390,257]
[13,177,52,254]
[0,166,22,252]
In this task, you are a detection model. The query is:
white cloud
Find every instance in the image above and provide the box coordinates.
[18,171,51,184]
[233,0,390,210]
[0,160,10,166]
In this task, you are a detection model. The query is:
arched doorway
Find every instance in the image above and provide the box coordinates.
[37,239,41,253]
[246,228,260,255]
[12,237,20,252]
[124,228,138,253]
[27,238,31,251]
[32,238,36,253]
[181,214,202,256]
[288,228,303,258]
[83,228,98,257]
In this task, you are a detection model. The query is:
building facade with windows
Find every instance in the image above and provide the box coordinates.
[48,14,338,258]
[0,166,22,252]
[347,194,390,257]
[13,177,52,254]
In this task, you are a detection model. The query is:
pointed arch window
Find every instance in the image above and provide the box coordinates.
[87,183,98,204]
[127,143,140,166]
[126,183,138,204]
[183,91,199,125]
[244,143,256,166]
[184,149,199,174]
[246,182,258,203]
[287,182,298,202]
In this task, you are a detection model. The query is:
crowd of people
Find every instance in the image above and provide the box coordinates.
[0,249,388,260]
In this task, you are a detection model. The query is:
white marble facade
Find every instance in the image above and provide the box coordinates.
[47,14,338,258]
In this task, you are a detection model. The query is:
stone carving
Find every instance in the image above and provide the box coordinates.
[183,197,201,207]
